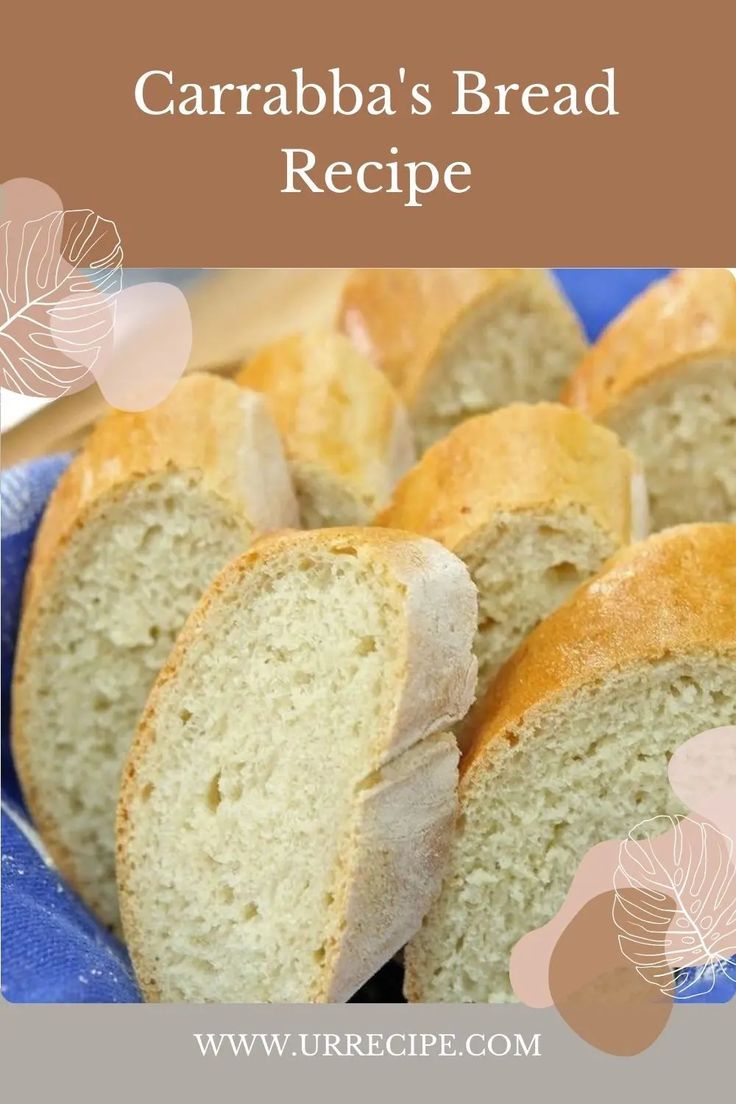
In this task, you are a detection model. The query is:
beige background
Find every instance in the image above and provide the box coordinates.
[0,269,347,465]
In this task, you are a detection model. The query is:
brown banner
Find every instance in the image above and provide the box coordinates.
[2,0,735,264]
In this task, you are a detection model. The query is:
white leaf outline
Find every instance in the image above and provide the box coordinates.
[0,199,123,397]
[613,815,736,998]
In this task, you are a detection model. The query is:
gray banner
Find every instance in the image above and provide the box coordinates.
[2,998,734,1100]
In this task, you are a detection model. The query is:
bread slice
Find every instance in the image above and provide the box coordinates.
[404,524,736,1002]
[339,269,587,452]
[563,268,736,530]
[236,330,414,526]
[116,528,478,1002]
[12,374,298,929]
[378,403,645,736]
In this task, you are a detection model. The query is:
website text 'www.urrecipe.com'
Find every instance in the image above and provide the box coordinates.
[193,1032,542,1058]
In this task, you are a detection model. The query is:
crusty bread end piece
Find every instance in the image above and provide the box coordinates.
[339,269,587,452]
[12,374,298,929]
[379,403,645,732]
[405,524,736,1002]
[237,330,415,527]
[563,268,736,530]
[117,528,478,1002]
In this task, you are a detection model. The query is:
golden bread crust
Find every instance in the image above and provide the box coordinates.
[236,329,414,505]
[20,374,295,616]
[461,524,736,780]
[339,269,585,409]
[562,269,736,418]
[377,402,638,552]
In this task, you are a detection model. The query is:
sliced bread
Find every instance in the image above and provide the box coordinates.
[563,268,736,529]
[404,524,736,1002]
[116,528,478,1002]
[339,269,587,452]
[378,403,645,735]
[12,374,298,929]
[236,330,414,526]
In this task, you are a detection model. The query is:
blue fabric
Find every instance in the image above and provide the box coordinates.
[552,268,672,341]
[1,455,71,808]
[1,268,732,1006]
[1,804,139,1003]
[673,960,736,1003]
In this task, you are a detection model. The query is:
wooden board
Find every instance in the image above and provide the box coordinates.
[1,268,349,468]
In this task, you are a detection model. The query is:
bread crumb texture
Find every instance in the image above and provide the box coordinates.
[339,269,587,452]
[12,375,297,929]
[237,330,414,527]
[405,524,736,1002]
[563,269,736,529]
[379,403,639,718]
[117,528,478,1002]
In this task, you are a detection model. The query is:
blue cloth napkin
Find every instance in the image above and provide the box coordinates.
[2,268,733,1005]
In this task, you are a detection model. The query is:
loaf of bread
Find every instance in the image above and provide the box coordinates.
[563,268,736,530]
[237,330,414,526]
[116,528,478,1002]
[12,374,298,929]
[339,269,587,452]
[378,403,644,734]
[404,524,736,1002]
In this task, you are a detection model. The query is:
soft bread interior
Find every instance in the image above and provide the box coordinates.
[16,473,251,927]
[238,333,415,528]
[406,655,736,1002]
[606,357,736,529]
[292,406,411,528]
[119,538,466,1003]
[294,464,372,528]
[412,278,586,451]
[460,509,618,713]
